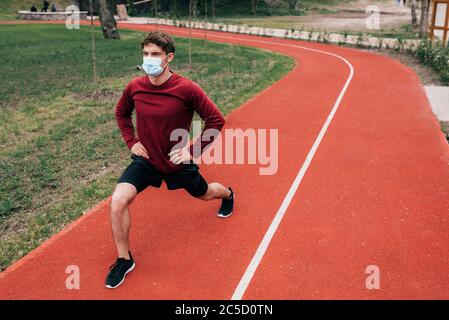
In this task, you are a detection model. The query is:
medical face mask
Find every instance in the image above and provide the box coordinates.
[142,55,168,77]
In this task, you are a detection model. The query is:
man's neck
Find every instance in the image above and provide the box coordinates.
[148,68,173,86]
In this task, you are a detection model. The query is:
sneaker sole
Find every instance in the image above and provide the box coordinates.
[217,210,233,218]
[105,262,136,289]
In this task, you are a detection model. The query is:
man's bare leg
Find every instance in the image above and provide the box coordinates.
[198,183,234,218]
[110,182,137,259]
[198,182,232,201]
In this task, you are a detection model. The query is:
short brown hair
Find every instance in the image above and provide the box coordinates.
[141,31,175,54]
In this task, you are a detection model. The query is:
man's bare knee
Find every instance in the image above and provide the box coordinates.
[111,195,129,213]
[111,183,137,213]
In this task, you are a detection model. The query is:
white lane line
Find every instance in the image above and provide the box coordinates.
[149,25,355,300]
[233,43,353,301]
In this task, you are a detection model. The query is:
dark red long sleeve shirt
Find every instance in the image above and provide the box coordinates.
[115,70,225,174]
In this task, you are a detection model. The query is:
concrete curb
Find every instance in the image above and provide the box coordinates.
[119,17,421,53]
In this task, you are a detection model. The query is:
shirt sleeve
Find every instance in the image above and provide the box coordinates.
[188,81,225,158]
[115,82,139,150]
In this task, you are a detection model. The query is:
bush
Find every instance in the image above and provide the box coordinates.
[416,39,449,85]
[440,70,449,85]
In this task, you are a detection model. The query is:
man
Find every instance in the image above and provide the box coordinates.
[106,31,235,289]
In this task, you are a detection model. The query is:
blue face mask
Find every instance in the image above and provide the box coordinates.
[142,55,168,77]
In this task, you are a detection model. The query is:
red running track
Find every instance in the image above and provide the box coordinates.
[0,21,448,299]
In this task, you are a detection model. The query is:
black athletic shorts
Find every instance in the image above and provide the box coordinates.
[117,154,208,197]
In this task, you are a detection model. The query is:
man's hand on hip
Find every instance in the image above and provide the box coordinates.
[168,145,192,165]
[131,141,149,159]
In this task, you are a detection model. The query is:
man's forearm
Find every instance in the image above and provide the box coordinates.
[116,115,139,150]
[189,118,225,159]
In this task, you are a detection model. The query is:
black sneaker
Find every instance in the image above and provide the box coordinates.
[105,251,135,289]
[217,187,234,218]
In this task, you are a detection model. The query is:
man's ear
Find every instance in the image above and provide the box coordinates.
[167,53,174,63]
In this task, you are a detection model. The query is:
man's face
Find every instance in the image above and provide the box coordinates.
[143,43,174,65]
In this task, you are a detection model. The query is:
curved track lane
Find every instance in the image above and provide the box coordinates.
[0,21,448,299]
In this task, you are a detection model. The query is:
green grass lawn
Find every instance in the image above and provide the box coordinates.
[0,23,295,271]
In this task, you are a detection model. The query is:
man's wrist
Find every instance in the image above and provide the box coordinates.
[128,138,140,150]
[189,143,202,160]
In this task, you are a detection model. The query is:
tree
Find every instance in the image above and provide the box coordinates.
[172,0,178,16]
[204,0,208,46]
[288,0,298,10]
[192,0,199,17]
[188,0,192,65]
[251,0,261,15]
[97,0,120,39]
[419,0,431,38]
[411,0,417,25]
[89,0,98,93]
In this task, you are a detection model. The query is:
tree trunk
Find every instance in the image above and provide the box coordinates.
[188,0,192,65]
[288,0,298,10]
[411,0,417,25]
[419,0,430,38]
[97,0,120,39]
[211,0,215,18]
[252,0,255,15]
[192,0,198,18]
[89,0,98,92]
[172,0,177,16]
[204,0,207,46]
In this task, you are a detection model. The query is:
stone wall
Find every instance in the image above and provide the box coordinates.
[143,17,420,53]
[18,11,87,21]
